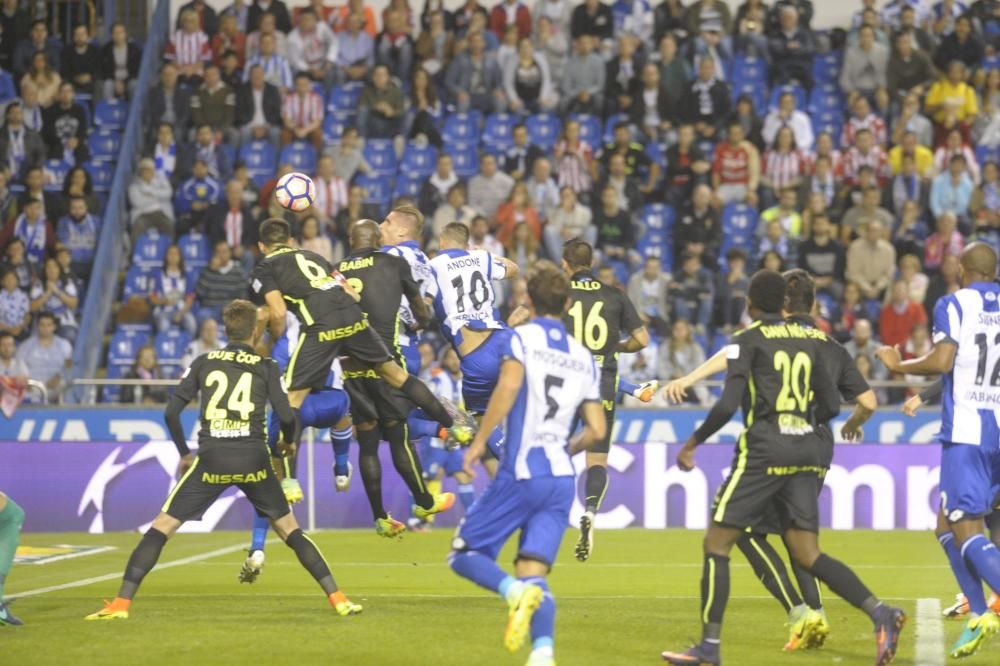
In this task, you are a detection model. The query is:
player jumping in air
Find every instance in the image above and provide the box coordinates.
[877,243,1000,658]
[662,270,905,666]
[338,219,458,537]
[85,300,362,620]
[560,239,649,562]
[239,308,354,583]
[0,491,25,626]
[449,262,606,666]
[251,218,456,503]
[662,269,879,651]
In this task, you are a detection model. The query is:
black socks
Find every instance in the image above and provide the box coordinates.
[356,427,386,519]
[385,421,433,509]
[737,533,802,612]
[584,465,609,513]
[118,528,168,600]
[701,553,730,642]
[808,553,877,615]
[286,528,337,595]
[400,375,453,428]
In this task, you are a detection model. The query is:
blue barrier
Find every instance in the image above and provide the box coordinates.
[70,0,170,403]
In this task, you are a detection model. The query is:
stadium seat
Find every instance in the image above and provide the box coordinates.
[326,83,363,112]
[640,203,675,234]
[811,114,843,145]
[43,159,70,191]
[984,55,1000,71]
[120,266,152,303]
[808,84,845,115]
[637,228,672,272]
[976,145,1000,167]
[239,140,277,187]
[732,55,769,87]
[812,51,843,85]
[354,174,392,212]
[322,112,352,145]
[84,161,113,191]
[393,173,424,199]
[768,84,806,111]
[132,230,170,270]
[399,142,438,177]
[482,112,517,152]
[730,81,768,113]
[93,98,129,130]
[446,143,480,178]
[107,327,151,366]
[178,231,210,271]
[722,203,759,236]
[87,129,121,161]
[154,330,191,366]
[74,93,92,126]
[697,139,716,164]
[602,113,630,144]
[100,363,128,403]
[279,141,317,173]
[363,139,398,177]
[442,111,482,145]
[570,114,602,146]
[644,141,668,171]
[525,113,561,150]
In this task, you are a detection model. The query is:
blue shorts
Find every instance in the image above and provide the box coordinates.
[452,475,574,567]
[267,388,350,452]
[940,442,1000,521]
[421,441,464,477]
[460,328,514,414]
[400,341,421,375]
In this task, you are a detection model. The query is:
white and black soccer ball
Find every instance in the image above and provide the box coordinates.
[275,172,316,212]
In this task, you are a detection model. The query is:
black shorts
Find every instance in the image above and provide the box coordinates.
[342,361,411,425]
[286,307,392,391]
[712,462,822,533]
[161,445,289,523]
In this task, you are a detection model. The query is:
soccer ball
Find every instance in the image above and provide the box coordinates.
[275,172,315,212]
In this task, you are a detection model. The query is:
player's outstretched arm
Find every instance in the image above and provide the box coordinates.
[618,325,650,354]
[463,358,523,477]
[499,257,519,279]
[663,348,727,404]
[876,341,956,377]
[262,290,288,340]
[902,378,944,416]
[568,401,607,456]
[164,358,201,473]
[841,389,877,442]
[678,361,749,471]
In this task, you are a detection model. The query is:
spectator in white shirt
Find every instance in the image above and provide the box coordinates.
[0,331,28,380]
[761,91,814,151]
[16,311,71,401]
[287,7,337,88]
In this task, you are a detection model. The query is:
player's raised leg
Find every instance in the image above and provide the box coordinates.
[354,423,405,538]
[0,492,26,626]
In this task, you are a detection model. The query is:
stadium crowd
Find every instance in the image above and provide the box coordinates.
[1,0,997,404]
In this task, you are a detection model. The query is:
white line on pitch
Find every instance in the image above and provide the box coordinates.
[4,539,280,601]
[190,561,951,570]
[915,598,945,666]
[22,545,117,565]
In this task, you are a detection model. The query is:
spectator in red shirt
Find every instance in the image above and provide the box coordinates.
[489,0,531,40]
[923,211,965,272]
[879,278,927,348]
[841,128,889,187]
[712,121,760,206]
[211,12,246,68]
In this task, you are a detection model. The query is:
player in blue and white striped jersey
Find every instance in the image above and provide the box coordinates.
[878,242,1000,658]
[449,263,605,666]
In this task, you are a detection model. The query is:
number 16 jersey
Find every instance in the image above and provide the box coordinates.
[562,270,643,376]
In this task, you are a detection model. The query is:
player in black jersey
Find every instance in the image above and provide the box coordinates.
[560,239,648,562]
[663,269,880,651]
[337,219,455,537]
[85,301,362,621]
[250,219,455,501]
[662,271,904,666]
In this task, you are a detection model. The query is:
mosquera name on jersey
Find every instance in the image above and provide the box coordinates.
[431,248,508,340]
[933,281,1000,446]
[499,319,601,481]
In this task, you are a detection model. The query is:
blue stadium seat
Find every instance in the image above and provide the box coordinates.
[93,98,129,130]
[525,113,561,150]
[732,55,769,87]
[278,141,317,173]
[640,203,675,234]
[399,142,438,177]
[808,84,845,115]
[697,139,716,164]
[482,112,517,152]
[238,140,277,187]
[186,266,202,288]
[730,81,767,113]
[570,114,602,147]
[178,231,210,271]
[812,51,843,85]
[120,268,153,303]
[107,327,151,366]
[322,112,352,145]
[84,161,113,192]
[100,363,128,403]
[354,174,392,211]
[768,84,806,111]
[984,55,1000,71]
[363,139,398,177]
[393,173,424,199]
[811,114,843,145]
[644,141,667,171]
[43,159,70,191]
[446,143,480,178]
[442,111,482,145]
[74,93,92,126]
[637,228,672,272]
[132,230,170,270]
[155,330,191,365]
[326,83,363,112]
[722,203,759,236]
[976,145,1000,166]
[602,113,630,144]
[87,129,121,161]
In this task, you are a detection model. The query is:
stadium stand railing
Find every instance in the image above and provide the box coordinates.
[67,0,170,404]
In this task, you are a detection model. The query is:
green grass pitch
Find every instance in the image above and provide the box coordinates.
[3,528,998,665]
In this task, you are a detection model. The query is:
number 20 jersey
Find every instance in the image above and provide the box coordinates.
[430,248,508,341]
[932,281,1000,447]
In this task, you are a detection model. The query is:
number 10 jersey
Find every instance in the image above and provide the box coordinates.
[430,248,509,342]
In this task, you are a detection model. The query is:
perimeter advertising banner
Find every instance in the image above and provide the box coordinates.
[0,409,944,533]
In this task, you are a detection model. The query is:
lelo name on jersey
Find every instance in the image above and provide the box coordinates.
[206,350,262,365]
[570,280,601,291]
[446,256,483,271]
[531,349,589,373]
[318,319,369,341]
